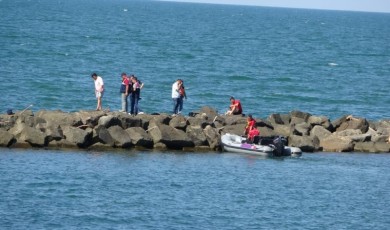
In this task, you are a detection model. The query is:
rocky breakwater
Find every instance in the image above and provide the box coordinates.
[0,107,389,153]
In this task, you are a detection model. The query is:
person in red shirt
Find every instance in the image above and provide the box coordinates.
[247,124,260,143]
[120,73,129,112]
[226,97,242,115]
[244,114,256,135]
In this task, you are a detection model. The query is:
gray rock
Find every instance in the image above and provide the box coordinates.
[371,135,389,143]
[186,125,208,146]
[310,125,331,141]
[0,130,15,147]
[62,126,93,148]
[107,125,133,148]
[290,110,311,121]
[203,125,220,150]
[74,110,106,127]
[289,135,318,152]
[98,115,122,128]
[169,115,188,131]
[18,126,48,147]
[354,142,390,153]
[268,113,285,125]
[116,113,142,129]
[148,123,194,149]
[125,127,153,148]
[333,115,369,133]
[36,110,82,127]
[95,126,115,146]
[292,122,311,136]
[308,115,332,130]
[222,124,246,136]
[199,106,218,121]
[273,124,290,137]
[320,135,354,152]
[187,117,212,129]
[224,115,247,126]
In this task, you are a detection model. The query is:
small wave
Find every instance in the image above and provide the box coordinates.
[328,62,338,66]
[123,9,128,12]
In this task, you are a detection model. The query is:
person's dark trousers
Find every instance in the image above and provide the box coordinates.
[130,95,139,115]
[173,97,182,114]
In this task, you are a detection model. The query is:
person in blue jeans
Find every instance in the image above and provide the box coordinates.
[172,79,187,115]
[130,76,141,115]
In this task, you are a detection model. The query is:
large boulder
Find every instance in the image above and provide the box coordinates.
[268,113,286,125]
[199,106,219,121]
[125,127,153,148]
[74,110,106,127]
[332,115,369,133]
[290,110,311,122]
[222,124,246,136]
[273,124,290,137]
[147,122,193,149]
[36,110,82,127]
[169,115,188,131]
[186,125,208,146]
[320,135,354,152]
[62,126,93,148]
[203,125,220,150]
[310,125,331,141]
[289,135,318,152]
[354,142,390,153]
[107,125,132,148]
[94,126,115,146]
[115,113,142,129]
[98,115,122,128]
[292,122,311,136]
[187,117,212,129]
[308,115,332,130]
[18,126,48,147]
[0,130,15,147]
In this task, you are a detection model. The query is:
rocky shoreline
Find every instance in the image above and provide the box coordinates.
[0,106,389,153]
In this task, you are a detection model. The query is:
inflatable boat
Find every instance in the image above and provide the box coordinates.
[221,133,302,157]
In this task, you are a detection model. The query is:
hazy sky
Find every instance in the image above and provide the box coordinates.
[161,0,390,13]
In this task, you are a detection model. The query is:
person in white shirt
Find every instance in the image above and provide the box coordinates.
[91,73,104,111]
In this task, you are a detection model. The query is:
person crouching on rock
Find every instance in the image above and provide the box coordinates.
[247,124,260,143]
[244,114,256,135]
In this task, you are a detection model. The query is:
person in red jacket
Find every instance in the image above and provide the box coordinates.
[244,114,256,135]
[247,124,260,143]
[226,97,242,115]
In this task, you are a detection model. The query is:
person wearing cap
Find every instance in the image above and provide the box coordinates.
[91,73,104,111]
[244,114,256,135]
[226,97,242,115]
[119,73,129,112]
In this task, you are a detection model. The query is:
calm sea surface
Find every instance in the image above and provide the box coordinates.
[1,0,389,120]
[1,0,390,229]
[0,149,389,229]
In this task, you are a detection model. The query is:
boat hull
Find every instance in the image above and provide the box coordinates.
[221,133,302,157]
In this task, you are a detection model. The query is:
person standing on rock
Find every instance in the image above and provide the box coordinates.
[119,73,129,113]
[172,79,185,115]
[130,76,141,115]
[91,73,104,111]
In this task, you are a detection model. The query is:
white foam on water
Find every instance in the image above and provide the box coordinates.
[328,62,338,66]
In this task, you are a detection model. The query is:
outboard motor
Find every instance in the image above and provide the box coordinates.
[273,136,285,156]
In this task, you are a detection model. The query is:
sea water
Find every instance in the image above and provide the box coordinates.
[0,149,390,229]
[1,0,390,228]
[0,0,389,120]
